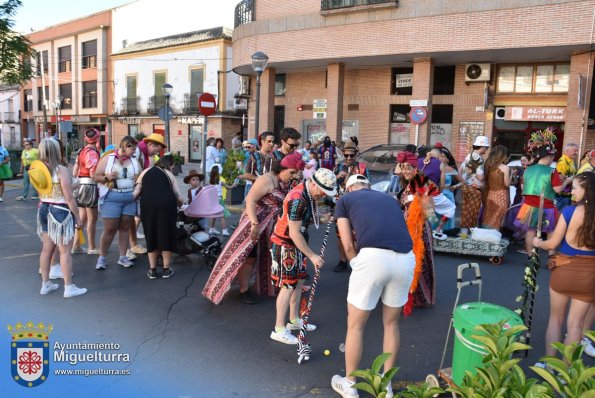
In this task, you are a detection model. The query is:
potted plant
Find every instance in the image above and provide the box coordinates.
[171,152,184,176]
[222,149,245,205]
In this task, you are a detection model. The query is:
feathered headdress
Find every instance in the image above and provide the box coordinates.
[527,127,557,159]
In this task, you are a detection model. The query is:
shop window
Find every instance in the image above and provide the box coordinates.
[391,68,413,95]
[497,64,569,94]
[59,84,72,109]
[37,86,49,111]
[389,104,410,144]
[433,66,455,95]
[81,40,97,69]
[58,46,71,73]
[82,81,97,108]
[128,124,139,137]
[431,105,453,148]
[275,74,286,96]
[36,51,48,74]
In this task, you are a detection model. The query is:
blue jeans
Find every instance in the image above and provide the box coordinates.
[22,169,38,198]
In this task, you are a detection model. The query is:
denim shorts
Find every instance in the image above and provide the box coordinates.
[38,202,72,233]
[99,190,137,219]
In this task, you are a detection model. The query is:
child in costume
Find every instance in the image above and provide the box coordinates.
[208,164,236,236]
[514,128,570,254]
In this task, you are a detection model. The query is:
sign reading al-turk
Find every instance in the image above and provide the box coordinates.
[505,106,566,122]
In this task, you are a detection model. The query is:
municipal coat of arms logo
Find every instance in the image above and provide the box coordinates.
[7,321,52,387]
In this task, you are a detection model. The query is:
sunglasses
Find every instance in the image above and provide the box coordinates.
[344,154,356,159]
[265,139,274,144]
[122,167,128,178]
[288,143,300,149]
[125,145,137,149]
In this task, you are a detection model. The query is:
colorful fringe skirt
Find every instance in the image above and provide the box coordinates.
[513,200,558,233]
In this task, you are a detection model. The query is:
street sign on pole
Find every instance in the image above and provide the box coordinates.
[158,106,174,122]
[410,107,428,125]
[198,93,217,117]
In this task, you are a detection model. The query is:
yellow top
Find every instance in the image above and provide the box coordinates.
[556,154,576,177]
[21,148,39,167]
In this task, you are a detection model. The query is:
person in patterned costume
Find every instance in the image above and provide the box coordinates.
[396,151,438,313]
[202,152,305,305]
[269,168,337,345]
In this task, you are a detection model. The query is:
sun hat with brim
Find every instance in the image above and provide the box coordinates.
[311,168,337,196]
[473,136,490,147]
[183,169,205,184]
[144,133,167,148]
[29,160,52,196]
[345,174,370,189]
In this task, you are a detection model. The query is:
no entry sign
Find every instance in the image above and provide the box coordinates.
[198,93,217,116]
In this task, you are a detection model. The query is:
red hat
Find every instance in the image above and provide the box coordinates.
[280,152,305,170]
[434,142,443,148]
[397,151,418,168]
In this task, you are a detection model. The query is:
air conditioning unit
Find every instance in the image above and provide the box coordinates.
[465,63,491,82]
[495,107,506,120]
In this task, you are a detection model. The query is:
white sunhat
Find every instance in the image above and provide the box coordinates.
[473,136,490,147]
[311,168,337,196]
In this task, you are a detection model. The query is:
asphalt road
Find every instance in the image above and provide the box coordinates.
[0,176,589,398]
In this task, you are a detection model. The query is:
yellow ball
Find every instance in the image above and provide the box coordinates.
[324,349,330,356]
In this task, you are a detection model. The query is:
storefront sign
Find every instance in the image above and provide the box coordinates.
[179,116,204,125]
[410,99,428,107]
[313,112,326,119]
[72,115,91,122]
[395,74,413,88]
[506,106,566,122]
[118,117,142,124]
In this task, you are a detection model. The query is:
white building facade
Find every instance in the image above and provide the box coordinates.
[110,27,242,161]
[1,85,22,149]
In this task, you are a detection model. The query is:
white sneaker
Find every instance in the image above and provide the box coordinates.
[64,284,87,298]
[0,197,3,202]
[286,319,317,332]
[40,281,59,295]
[136,231,145,239]
[331,375,359,398]
[209,228,221,236]
[71,246,86,254]
[222,229,230,237]
[126,249,137,260]
[16,196,25,201]
[118,256,134,268]
[270,329,298,345]
[96,257,106,270]
[386,379,394,398]
[581,337,595,358]
[49,264,64,279]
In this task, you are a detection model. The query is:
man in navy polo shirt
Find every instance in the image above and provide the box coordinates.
[331,174,415,398]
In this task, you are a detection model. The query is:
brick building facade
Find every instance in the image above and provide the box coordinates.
[232,0,595,159]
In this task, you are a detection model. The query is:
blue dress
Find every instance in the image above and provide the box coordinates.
[441,172,457,230]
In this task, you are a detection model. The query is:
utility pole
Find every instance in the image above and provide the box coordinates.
[40,53,48,137]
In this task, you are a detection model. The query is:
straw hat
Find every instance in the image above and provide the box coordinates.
[183,169,205,184]
[311,168,337,196]
[144,133,167,148]
[28,160,52,196]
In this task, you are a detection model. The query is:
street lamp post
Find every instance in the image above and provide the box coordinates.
[162,83,173,149]
[53,96,63,141]
[251,51,269,139]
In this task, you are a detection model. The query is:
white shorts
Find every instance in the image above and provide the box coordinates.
[347,248,415,310]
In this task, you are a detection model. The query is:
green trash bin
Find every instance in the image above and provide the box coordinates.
[452,302,523,385]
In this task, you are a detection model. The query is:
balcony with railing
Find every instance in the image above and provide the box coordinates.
[321,0,398,10]
[121,97,141,115]
[234,0,255,27]
[183,93,199,114]
[147,95,166,115]
[3,112,16,122]
[82,55,97,69]
[58,60,72,73]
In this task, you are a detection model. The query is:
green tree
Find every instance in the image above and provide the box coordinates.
[0,0,34,85]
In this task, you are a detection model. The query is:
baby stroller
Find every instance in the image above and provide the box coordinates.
[176,186,223,269]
